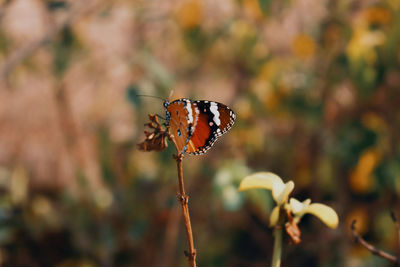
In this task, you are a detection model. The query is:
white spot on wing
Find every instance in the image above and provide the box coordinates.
[185,100,194,124]
[210,102,221,126]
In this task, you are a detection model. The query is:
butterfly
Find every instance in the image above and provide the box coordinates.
[164,98,236,155]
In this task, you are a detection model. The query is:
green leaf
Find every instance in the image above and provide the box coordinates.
[258,0,271,14]
[126,84,141,107]
[53,27,79,76]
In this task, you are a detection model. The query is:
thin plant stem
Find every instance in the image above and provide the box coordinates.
[271,226,282,267]
[169,133,196,267]
[139,117,197,266]
[174,153,196,267]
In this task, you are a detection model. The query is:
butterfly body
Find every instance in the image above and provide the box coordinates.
[164,98,235,155]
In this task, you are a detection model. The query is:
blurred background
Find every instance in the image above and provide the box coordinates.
[0,0,399,266]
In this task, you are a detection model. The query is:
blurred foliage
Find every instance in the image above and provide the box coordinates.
[0,0,400,266]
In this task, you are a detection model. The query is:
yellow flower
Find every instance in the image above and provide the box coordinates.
[289,198,339,229]
[289,198,311,216]
[230,20,257,41]
[387,0,400,10]
[361,112,387,131]
[175,0,202,30]
[347,28,385,64]
[239,172,339,229]
[349,149,380,193]
[291,34,316,59]
[242,0,264,21]
[364,7,391,25]
[238,172,294,206]
[346,12,386,65]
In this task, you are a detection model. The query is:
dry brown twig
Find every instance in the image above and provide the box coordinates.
[137,114,197,267]
[351,220,400,265]
[285,208,301,245]
[391,211,400,257]
[136,114,169,152]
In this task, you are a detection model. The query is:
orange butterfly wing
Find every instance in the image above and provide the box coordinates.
[186,101,235,155]
[166,99,199,153]
[166,99,235,155]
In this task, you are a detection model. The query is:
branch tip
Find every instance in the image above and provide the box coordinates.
[350,218,400,264]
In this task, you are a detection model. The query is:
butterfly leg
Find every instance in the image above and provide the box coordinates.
[155,113,167,121]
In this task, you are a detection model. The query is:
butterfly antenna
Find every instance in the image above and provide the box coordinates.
[168,90,174,100]
[136,94,167,102]
[136,94,168,121]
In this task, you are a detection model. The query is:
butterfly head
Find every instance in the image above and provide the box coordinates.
[163,100,171,123]
[163,100,170,108]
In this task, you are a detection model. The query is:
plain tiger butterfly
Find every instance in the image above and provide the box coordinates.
[164,98,236,155]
